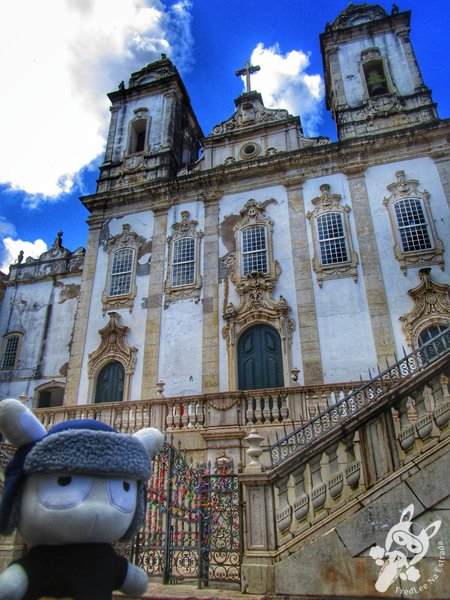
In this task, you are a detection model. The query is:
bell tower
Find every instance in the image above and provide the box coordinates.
[97,55,203,193]
[320,3,439,140]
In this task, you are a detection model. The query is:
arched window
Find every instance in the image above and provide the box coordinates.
[1,333,23,369]
[393,198,432,253]
[164,211,203,305]
[171,237,196,287]
[417,324,448,347]
[383,171,444,274]
[307,183,358,286]
[317,212,348,265]
[109,248,134,297]
[94,361,125,404]
[128,118,148,154]
[363,60,389,97]
[102,224,143,312]
[241,225,268,275]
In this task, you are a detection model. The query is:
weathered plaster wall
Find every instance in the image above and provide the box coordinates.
[78,210,153,403]
[218,185,303,389]
[158,202,204,396]
[303,174,378,382]
[365,156,450,355]
[0,275,81,402]
[338,32,414,106]
[111,96,167,162]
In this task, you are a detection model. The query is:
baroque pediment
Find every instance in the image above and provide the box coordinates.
[400,268,450,345]
[211,92,290,136]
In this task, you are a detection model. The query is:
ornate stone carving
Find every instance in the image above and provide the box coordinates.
[212,93,290,136]
[383,171,444,274]
[400,268,450,346]
[222,199,295,388]
[364,94,403,118]
[102,224,144,313]
[331,3,387,31]
[88,312,137,402]
[306,183,358,287]
[223,273,295,351]
[164,211,203,307]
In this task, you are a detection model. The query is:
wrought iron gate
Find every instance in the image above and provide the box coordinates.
[132,442,242,587]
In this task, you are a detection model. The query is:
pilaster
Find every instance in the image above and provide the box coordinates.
[104,105,120,163]
[433,153,450,211]
[285,178,324,384]
[141,207,168,398]
[201,193,221,392]
[345,169,396,364]
[64,219,102,405]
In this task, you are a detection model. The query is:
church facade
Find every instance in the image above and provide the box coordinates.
[1,2,448,408]
[0,4,449,598]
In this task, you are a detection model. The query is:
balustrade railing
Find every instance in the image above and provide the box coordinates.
[243,329,449,554]
[268,328,450,467]
[30,383,358,433]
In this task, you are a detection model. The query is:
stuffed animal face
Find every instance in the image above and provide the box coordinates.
[0,398,165,544]
[18,473,138,546]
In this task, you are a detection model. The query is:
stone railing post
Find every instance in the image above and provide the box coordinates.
[240,429,275,595]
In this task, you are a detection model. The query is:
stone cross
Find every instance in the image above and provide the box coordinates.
[235,60,260,93]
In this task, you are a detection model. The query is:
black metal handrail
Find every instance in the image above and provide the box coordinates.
[268,327,450,467]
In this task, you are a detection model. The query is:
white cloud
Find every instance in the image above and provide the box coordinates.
[0,238,47,274]
[0,0,193,199]
[245,43,325,137]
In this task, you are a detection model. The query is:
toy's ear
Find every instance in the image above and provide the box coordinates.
[0,398,46,448]
[133,427,164,460]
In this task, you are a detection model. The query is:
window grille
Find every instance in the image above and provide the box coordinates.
[242,226,268,275]
[317,213,348,264]
[171,237,195,287]
[109,248,134,296]
[2,335,20,369]
[394,198,432,253]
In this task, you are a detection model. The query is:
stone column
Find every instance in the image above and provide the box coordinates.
[202,192,221,392]
[433,153,450,211]
[64,217,102,405]
[141,207,168,399]
[285,178,324,384]
[345,169,396,365]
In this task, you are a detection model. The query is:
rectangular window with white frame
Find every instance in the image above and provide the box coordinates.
[242,225,268,275]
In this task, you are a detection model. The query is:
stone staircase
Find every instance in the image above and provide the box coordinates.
[239,329,449,598]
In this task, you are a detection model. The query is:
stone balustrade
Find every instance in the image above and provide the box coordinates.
[30,382,357,433]
[239,329,449,570]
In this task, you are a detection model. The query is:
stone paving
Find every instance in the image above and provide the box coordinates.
[115,580,266,600]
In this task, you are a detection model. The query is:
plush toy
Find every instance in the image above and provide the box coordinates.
[0,398,164,600]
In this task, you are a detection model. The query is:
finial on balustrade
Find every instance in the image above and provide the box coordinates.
[244,428,265,472]
[156,381,165,397]
[290,367,300,383]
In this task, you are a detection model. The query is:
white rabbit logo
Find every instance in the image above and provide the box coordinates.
[369,504,441,593]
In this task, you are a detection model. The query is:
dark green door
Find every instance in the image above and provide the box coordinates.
[238,325,284,390]
[95,361,124,403]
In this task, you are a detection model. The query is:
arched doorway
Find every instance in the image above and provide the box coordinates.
[237,324,284,390]
[94,361,124,403]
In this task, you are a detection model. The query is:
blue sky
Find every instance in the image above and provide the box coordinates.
[0,0,449,272]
